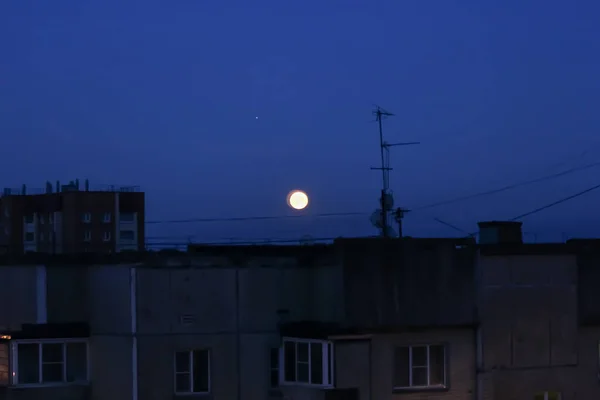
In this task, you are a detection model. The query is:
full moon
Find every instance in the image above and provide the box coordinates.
[287,190,309,210]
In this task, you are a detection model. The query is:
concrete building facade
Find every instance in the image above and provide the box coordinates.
[0,223,598,400]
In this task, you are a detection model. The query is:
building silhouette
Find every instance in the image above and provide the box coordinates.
[0,179,144,254]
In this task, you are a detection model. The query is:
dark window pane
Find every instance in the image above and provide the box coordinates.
[42,363,63,383]
[66,342,87,382]
[42,344,63,363]
[192,350,209,392]
[297,362,309,383]
[428,345,445,385]
[175,351,190,373]
[175,373,191,392]
[270,348,279,369]
[393,347,409,387]
[297,342,309,362]
[411,346,427,367]
[310,343,323,384]
[17,344,39,384]
[270,370,279,388]
[284,342,295,381]
[412,366,428,386]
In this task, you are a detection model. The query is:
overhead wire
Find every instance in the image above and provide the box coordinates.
[145,211,367,225]
[146,160,600,227]
[410,160,600,211]
[463,182,600,238]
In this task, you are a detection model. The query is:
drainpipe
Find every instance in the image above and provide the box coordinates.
[474,248,483,400]
[130,267,138,400]
[235,265,241,400]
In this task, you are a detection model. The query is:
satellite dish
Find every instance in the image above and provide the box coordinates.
[370,209,383,228]
[300,235,315,245]
[382,193,394,211]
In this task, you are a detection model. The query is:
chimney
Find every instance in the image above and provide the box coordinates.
[85,179,89,191]
[477,221,523,245]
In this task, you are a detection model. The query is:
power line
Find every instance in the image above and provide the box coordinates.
[509,182,600,221]
[145,211,367,225]
[463,182,600,238]
[145,159,600,227]
[411,160,600,211]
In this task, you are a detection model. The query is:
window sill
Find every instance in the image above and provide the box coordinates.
[280,382,334,390]
[173,393,211,399]
[10,382,90,389]
[392,385,448,394]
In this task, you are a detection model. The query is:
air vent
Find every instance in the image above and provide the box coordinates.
[179,314,196,326]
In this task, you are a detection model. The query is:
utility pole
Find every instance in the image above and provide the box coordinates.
[370,105,420,238]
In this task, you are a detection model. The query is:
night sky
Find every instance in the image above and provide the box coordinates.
[2,0,600,246]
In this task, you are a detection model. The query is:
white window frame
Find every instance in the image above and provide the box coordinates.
[82,213,91,223]
[83,231,91,242]
[173,349,211,395]
[103,232,111,242]
[103,213,111,223]
[393,344,447,390]
[10,339,90,387]
[279,337,334,388]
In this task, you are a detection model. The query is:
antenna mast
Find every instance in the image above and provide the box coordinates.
[370,105,420,238]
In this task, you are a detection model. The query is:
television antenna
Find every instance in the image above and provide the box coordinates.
[369,105,420,238]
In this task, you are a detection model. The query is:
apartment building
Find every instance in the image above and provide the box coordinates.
[0,223,599,400]
[0,179,145,253]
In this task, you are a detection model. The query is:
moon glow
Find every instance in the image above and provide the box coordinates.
[287,190,309,210]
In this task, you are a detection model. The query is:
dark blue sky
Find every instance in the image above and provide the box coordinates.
[2,0,600,245]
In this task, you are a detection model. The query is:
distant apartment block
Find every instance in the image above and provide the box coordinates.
[0,179,145,253]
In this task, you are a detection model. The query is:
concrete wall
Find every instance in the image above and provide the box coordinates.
[333,330,475,400]
[134,255,341,400]
[478,254,580,399]
[0,266,39,330]
[340,239,476,329]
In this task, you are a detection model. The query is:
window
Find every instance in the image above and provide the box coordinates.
[393,344,446,389]
[12,340,88,386]
[40,233,44,242]
[82,213,91,223]
[174,349,210,394]
[39,215,45,224]
[0,342,9,385]
[24,215,34,224]
[103,232,111,242]
[270,348,279,389]
[535,393,562,400]
[48,214,53,224]
[24,232,34,242]
[120,230,135,240]
[120,212,135,222]
[281,338,334,387]
[83,231,91,242]
[103,213,111,223]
